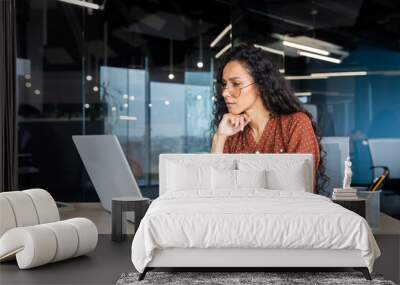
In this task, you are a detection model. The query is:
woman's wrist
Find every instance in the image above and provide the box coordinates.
[214,132,228,142]
[211,132,228,153]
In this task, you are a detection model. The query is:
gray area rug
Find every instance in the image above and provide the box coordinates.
[116,271,396,285]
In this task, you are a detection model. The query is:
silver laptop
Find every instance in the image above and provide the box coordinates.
[72,135,143,211]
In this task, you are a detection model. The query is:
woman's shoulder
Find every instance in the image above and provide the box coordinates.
[280,112,314,134]
[281,112,311,124]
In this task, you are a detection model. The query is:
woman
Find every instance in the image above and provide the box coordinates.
[211,44,327,193]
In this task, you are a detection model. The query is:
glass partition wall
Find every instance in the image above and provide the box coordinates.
[16,0,227,201]
[17,0,400,219]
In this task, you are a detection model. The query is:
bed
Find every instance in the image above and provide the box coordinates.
[131,154,380,280]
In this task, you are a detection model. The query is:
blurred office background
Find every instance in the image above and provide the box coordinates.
[16,0,400,218]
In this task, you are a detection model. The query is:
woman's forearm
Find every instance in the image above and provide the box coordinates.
[211,133,227,153]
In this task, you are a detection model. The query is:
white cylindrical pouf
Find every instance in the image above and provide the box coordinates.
[1,192,39,227]
[42,221,79,263]
[24,189,60,223]
[0,196,17,237]
[0,226,57,269]
[64,218,98,257]
[0,188,98,269]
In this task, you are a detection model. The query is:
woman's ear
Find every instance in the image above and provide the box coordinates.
[253,84,261,96]
[256,88,262,97]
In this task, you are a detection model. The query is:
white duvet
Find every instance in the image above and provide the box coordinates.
[131,189,380,273]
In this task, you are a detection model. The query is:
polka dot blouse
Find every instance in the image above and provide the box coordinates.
[223,112,320,179]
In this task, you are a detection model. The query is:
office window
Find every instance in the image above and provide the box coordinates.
[100,66,148,185]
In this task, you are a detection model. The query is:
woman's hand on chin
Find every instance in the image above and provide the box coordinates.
[217,113,251,137]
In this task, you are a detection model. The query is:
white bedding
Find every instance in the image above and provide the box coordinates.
[131,190,380,273]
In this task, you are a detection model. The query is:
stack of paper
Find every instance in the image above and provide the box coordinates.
[332,188,358,200]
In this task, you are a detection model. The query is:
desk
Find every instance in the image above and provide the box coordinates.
[373,213,400,284]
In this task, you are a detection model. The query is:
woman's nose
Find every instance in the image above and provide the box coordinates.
[221,87,231,98]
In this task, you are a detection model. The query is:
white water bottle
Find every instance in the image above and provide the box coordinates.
[342,156,353,190]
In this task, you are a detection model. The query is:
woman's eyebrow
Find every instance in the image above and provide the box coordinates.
[227,76,241,80]
[221,76,242,82]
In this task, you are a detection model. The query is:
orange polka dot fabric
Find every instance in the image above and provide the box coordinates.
[223,112,320,190]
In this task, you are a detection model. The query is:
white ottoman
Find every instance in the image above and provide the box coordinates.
[0,189,98,269]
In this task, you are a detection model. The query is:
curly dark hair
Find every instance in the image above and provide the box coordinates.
[211,44,329,195]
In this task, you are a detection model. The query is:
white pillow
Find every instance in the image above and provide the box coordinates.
[237,158,309,192]
[167,162,211,191]
[266,161,307,191]
[236,169,268,189]
[211,169,268,190]
[211,168,237,190]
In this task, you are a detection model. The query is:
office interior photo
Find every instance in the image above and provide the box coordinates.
[1,0,400,284]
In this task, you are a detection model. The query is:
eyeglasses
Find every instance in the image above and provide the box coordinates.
[217,81,256,98]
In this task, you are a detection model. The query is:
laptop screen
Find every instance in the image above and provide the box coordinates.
[72,135,142,211]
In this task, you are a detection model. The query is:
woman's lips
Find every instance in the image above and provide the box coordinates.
[226,102,236,107]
